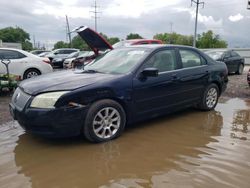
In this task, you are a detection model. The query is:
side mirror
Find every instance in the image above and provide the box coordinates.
[141,68,158,78]
[54,52,59,55]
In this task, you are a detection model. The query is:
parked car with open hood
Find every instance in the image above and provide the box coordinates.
[0,48,53,79]
[10,27,228,142]
[205,49,244,75]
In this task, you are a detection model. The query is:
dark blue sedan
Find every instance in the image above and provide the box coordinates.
[9,44,228,142]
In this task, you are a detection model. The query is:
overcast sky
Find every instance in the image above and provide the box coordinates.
[0,0,249,49]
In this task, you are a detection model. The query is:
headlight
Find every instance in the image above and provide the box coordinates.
[30,91,69,109]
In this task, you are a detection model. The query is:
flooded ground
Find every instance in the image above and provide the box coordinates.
[0,98,250,188]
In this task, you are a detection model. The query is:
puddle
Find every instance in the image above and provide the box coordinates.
[0,98,250,188]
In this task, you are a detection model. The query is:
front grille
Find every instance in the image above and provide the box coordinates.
[11,87,31,111]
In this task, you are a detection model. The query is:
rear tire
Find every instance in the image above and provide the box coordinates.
[236,64,244,75]
[83,99,126,143]
[198,84,219,111]
[23,69,41,79]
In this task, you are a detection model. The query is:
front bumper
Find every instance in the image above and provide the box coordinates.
[10,103,88,137]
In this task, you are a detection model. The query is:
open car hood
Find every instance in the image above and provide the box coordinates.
[73,26,113,54]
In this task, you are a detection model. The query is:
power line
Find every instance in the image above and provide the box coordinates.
[90,0,101,32]
[191,0,205,47]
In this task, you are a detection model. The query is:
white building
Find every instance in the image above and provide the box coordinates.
[0,40,22,49]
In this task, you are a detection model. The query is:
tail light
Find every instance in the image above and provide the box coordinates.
[43,58,51,64]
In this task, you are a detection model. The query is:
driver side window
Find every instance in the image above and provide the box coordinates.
[143,49,177,73]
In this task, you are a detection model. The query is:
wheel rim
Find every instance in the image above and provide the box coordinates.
[206,88,218,108]
[93,107,121,139]
[239,64,243,74]
[26,71,38,78]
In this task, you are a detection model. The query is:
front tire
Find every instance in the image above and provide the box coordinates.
[198,84,219,111]
[83,99,126,143]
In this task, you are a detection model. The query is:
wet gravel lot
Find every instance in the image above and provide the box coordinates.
[0,68,250,188]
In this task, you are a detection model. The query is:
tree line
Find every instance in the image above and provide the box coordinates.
[0,26,228,51]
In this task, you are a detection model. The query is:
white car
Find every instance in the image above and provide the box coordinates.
[0,48,53,79]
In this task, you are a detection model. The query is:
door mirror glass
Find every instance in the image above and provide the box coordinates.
[141,68,158,77]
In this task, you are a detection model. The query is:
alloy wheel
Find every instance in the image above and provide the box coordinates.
[93,107,121,139]
[206,87,218,108]
[26,71,39,78]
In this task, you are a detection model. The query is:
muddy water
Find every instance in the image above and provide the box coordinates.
[0,98,250,188]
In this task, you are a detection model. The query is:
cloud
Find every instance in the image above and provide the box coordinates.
[32,1,91,18]
[228,13,244,22]
[1,0,250,48]
[190,11,223,29]
[103,0,182,18]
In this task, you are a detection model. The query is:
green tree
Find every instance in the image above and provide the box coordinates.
[153,33,193,46]
[71,35,90,50]
[99,33,120,45]
[153,33,169,43]
[0,26,33,50]
[107,37,120,45]
[126,33,143,40]
[196,30,227,48]
[22,40,33,51]
[53,41,69,49]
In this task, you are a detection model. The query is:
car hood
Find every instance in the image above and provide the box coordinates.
[73,26,113,54]
[19,70,117,95]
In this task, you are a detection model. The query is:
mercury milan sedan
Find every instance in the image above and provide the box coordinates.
[9,27,228,143]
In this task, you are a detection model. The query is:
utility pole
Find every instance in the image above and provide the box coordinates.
[191,0,204,47]
[66,15,72,47]
[91,0,101,32]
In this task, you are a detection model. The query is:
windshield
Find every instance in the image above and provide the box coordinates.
[84,48,149,74]
[205,51,224,60]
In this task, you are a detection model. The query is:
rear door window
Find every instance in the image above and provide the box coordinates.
[179,50,206,68]
[0,50,26,59]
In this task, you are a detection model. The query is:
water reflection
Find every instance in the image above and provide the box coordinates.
[0,98,249,188]
[13,110,223,188]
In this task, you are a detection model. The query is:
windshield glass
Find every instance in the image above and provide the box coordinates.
[84,48,149,74]
[205,51,224,60]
